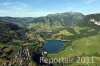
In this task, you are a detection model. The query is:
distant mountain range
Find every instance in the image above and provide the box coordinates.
[84,14,100,25]
[0,12,100,27]
[33,12,84,26]
[0,17,35,27]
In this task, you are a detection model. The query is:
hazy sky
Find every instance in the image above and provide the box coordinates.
[0,0,100,17]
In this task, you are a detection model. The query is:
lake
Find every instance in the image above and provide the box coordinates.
[43,40,64,54]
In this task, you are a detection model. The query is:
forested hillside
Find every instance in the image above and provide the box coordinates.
[0,12,100,66]
[0,21,28,44]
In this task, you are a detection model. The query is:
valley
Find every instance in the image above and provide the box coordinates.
[0,12,100,66]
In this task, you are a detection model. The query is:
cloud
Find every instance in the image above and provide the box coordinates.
[0,9,54,17]
[84,0,96,4]
[64,2,78,11]
[0,2,28,11]
[0,1,55,17]
[35,0,46,3]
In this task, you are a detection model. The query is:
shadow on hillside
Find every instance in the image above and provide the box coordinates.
[32,52,49,66]
[32,52,54,66]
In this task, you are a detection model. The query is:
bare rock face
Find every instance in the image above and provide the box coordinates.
[90,19,100,25]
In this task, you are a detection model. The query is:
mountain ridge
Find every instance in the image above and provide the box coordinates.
[0,12,100,27]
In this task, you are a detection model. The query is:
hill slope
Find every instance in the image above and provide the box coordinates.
[0,21,27,43]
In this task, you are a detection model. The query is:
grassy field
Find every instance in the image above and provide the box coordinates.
[48,34,100,66]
